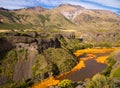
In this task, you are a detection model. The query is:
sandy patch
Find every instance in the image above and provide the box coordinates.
[0,30,10,33]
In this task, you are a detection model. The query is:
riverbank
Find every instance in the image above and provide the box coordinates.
[32,48,119,88]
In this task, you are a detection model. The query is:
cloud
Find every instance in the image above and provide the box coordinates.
[0,0,119,14]
[80,0,120,14]
[35,0,120,14]
[0,0,36,9]
[88,0,120,8]
[35,0,120,8]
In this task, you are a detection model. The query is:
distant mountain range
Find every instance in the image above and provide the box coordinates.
[0,4,120,31]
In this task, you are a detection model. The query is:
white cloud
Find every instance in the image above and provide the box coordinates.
[0,0,25,6]
[88,0,120,8]
[0,0,119,14]
[36,0,61,6]
[0,0,35,9]
[0,0,119,9]
[35,0,120,9]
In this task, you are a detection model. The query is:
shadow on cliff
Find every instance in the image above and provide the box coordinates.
[0,37,14,61]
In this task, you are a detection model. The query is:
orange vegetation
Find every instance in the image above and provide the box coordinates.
[74,48,118,57]
[32,59,86,88]
[80,53,96,61]
[32,48,118,88]
[71,61,85,71]
[86,54,96,58]
[96,56,109,64]
[32,77,59,88]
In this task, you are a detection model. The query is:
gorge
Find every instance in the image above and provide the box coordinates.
[0,3,120,88]
[32,48,118,88]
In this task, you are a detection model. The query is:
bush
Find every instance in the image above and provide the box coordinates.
[102,56,116,76]
[86,74,107,88]
[69,43,93,53]
[10,79,33,88]
[59,59,76,73]
[96,42,112,48]
[58,79,74,88]
[110,67,120,78]
[85,74,120,88]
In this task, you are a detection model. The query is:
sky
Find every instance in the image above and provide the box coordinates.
[0,0,120,14]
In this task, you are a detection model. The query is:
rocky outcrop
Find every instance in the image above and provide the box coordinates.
[0,33,61,52]
[0,37,14,52]
[13,45,38,82]
[78,32,118,43]
[36,37,61,53]
[0,16,3,23]
[0,33,62,83]
[61,32,75,39]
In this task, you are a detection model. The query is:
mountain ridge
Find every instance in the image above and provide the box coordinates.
[0,4,119,15]
[0,4,120,31]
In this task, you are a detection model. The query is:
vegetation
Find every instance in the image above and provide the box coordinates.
[0,49,18,78]
[95,42,112,48]
[60,38,93,53]
[0,4,120,88]
[110,67,120,78]
[58,79,74,88]
[0,79,33,88]
[32,48,77,82]
[0,48,29,87]
[0,11,16,23]
[85,74,118,88]
[102,56,116,76]
[37,14,50,30]
[0,23,33,30]
[85,51,120,88]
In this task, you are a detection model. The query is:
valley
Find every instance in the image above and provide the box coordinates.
[0,3,120,88]
[32,48,118,88]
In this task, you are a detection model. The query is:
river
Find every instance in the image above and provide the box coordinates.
[32,48,118,88]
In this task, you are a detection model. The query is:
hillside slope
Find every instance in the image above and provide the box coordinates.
[0,4,120,31]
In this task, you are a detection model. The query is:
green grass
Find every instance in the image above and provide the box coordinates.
[102,56,116,76]
[111,67,120,78]
[85,74,119,88]
[0,11,16,22]
[0,49,18,80]
[95,42,112,48]
[32,48,77,81]
[0,23,33,30]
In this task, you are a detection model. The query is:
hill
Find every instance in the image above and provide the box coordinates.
[0,4,120,88]
[0,4,119,31]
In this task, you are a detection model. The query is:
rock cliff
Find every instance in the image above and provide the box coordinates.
[0,32,77,87]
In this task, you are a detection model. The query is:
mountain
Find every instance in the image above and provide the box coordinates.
[0,4,120,88]
[0,4,120,31]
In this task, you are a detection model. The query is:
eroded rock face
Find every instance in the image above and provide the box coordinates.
[78,32,118,43]
[0,34,62,83]
[0,37,14,52]
[37,37,61,53]
[12,36,61,82]
[13,45,38,82]
[61,32,75,39]
[0,35,61,52]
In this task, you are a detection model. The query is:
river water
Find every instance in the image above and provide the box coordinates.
[65,59,107,82]
[32,48,118,88]
[65,52,110,82]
